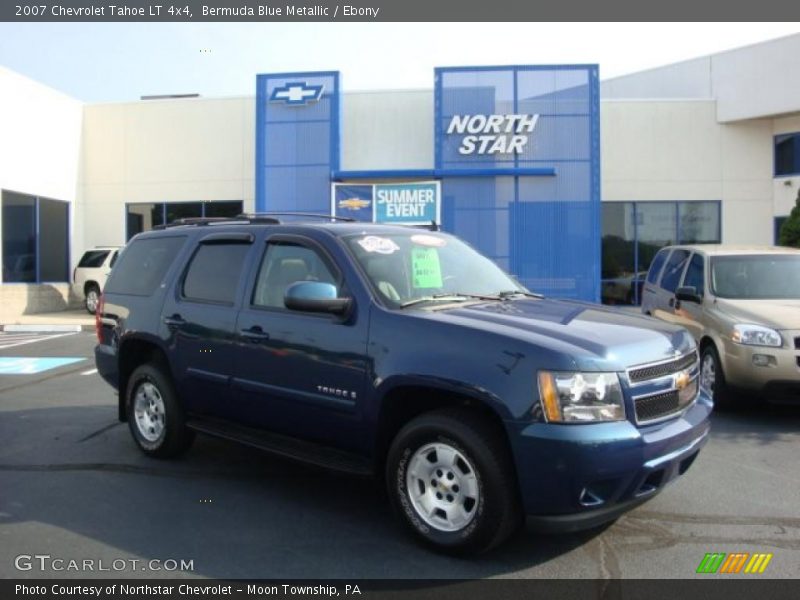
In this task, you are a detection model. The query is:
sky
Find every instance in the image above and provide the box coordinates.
[0,22,798,102]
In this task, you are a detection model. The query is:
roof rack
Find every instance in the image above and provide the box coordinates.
[151,212,358,231]
[237,212,357,223]
[152,217,257,230]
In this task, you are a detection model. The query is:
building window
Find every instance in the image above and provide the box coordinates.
[126,201,244,240]
[775,132,800,177]
[2,190,70,283]
[601,200,720,305]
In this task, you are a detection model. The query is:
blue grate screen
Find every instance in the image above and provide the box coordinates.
[436,66,600,301]
[256,72,340,214]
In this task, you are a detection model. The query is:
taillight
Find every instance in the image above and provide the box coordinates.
[95,294,105,344]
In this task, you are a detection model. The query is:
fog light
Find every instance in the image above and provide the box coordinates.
[752,354,776,367]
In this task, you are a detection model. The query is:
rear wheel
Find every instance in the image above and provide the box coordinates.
[126,363,194,458]
[386,409,521,555]
[85,284,101,314]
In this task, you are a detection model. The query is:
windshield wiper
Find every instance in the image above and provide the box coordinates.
[497,290,544,299]
[400,293,500,309]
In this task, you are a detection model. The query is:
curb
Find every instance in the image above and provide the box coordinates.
[1,324,85,333]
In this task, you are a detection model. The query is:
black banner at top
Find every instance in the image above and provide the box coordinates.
[2,0,800,22]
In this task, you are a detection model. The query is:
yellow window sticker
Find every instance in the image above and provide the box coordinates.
[412,247,443,288]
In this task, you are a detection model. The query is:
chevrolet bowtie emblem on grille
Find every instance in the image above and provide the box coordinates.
[675,370,691,391]
[270,81,325,105]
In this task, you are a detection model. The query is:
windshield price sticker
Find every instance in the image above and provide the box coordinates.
[357,236,400,255]
[411,234,447,248]
[412,247,443,289]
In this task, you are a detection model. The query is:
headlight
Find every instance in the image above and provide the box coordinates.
[538,371,625,423]
[731,324,782,348]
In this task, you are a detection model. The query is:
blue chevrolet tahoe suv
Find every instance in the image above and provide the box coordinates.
[95,215,712,554]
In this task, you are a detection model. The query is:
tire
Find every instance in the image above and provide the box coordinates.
[386,408,522,555]
[700,344,730,409]
[126,363,194,458]
[85,284,101,314]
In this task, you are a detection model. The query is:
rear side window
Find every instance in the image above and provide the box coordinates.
[105,237,186,296]
[660,249,690,293]
[182,243,252,304]
[78,250,110,268]
[682,253,705,295]
[109,251,119,268]
[646,249,670,284]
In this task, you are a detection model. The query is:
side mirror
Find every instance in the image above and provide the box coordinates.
[675,286,702,304]
[284,281,351,316]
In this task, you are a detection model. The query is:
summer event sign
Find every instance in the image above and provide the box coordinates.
[332,182,441,225]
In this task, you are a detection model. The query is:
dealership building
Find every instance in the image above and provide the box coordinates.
[1,34,800,318]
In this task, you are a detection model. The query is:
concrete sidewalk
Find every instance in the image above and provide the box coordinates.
[0,309,94,331]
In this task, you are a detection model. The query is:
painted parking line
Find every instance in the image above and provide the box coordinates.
[0,357,86,375]
[0,332,78,350]
[81,368,98,376]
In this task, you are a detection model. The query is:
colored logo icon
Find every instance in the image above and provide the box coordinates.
[269,82,324,105]
[696,552,773,574]
[338,198,371,211]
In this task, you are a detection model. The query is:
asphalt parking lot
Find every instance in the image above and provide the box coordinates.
[0,332,798,580]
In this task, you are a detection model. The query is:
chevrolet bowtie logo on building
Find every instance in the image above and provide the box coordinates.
[338,198,371,211]
[269,82,324,105]
[696,552,773,574]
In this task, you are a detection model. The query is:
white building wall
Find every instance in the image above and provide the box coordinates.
[341,90,433,171]
[0,66,83,270]
[80,96,255,248]
[601,99,775,244]
[602,34,800,124]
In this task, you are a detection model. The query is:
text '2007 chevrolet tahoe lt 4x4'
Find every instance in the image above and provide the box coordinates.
[95,214,711,555]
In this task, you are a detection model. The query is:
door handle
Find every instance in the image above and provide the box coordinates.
[163,314,186,328]
[240,326,270,342]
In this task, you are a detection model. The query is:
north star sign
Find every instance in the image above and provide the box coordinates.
[446,113,539,155]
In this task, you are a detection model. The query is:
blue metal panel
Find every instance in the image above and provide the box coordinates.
[332,168,555,179]
[435,65,601,302]
[256,71,340,213]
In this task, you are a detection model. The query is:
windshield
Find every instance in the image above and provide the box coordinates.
[343,232,527,307]
[711,254,800,300]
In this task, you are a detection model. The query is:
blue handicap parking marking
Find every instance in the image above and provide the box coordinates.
[0,357,85,375]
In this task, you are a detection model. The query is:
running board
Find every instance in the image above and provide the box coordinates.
[186,417,373,476]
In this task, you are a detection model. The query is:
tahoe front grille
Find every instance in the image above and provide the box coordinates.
[628,351,698,383]
[634,390,691,423]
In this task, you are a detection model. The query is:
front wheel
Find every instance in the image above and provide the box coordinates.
[126,363,194,458]
[700,345,730,409]
[386,409,521,555]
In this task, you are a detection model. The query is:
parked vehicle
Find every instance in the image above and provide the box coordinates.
[95,215,711,554]
[641,244,800,406]
[73,247,120,314]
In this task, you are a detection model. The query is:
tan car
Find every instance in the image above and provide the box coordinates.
[641,245,800,405]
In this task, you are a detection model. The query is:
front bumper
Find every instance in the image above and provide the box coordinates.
[509,392,712,532]
[719,331,800,403]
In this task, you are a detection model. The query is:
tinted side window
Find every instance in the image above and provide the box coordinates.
[252,242,338,309]
[182,243,252,304]
[682,253,705,295]
[661,249,690,293]
[646,249,670,284]
[78,250,110,268]
[109,251,119,268]
[105,237,186,296]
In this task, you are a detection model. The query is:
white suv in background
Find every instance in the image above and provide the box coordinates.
[73,247,120,314]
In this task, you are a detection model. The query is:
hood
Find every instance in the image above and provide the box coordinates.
[716,298,800,330]
[424,298,694,371]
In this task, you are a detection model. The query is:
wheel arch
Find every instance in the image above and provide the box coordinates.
[83,280,100,296]
[373,380,514,474]
[117,336,171,422]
